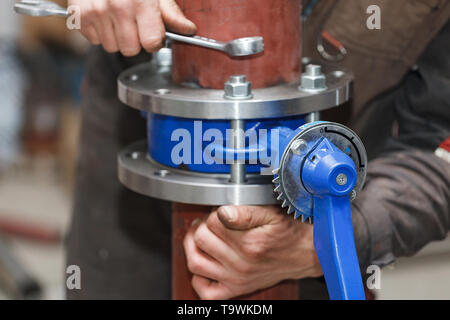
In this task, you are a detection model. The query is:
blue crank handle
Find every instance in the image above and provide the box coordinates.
[313,195,366,300]
[278,130,368,300]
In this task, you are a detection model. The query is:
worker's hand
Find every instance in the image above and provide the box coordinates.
[183,205,323,300]
[68,0,196,56]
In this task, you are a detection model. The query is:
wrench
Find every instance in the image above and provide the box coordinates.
[14,0,265,57]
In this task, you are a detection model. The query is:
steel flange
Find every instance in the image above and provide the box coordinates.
[117,62,353,120]
[118,141,278,205]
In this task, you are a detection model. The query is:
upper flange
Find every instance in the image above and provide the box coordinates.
[117,62,353,120]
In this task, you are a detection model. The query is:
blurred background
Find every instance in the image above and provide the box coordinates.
[0,0,87,299]
[0,0,448,300]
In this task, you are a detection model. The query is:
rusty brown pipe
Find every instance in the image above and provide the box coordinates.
[171,0,302,300]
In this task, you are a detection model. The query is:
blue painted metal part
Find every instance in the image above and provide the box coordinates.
[146,113,305,173]
[146,112,365,299]
[274,123,324,219]
[302,138,365,300]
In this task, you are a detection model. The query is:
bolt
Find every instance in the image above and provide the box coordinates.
[336,173,348,186]
[224,75,253,100]
[155,47,172,67]
[128,152,141,159]
[302,56,312,65]
[350,190,357,201]
[155,169,170,177]
[291,139,308,155]
[229,75,246,83]
[306,64,322,76]
[154,88,171,95]
[300,64,327,92]
[305,112,321,123]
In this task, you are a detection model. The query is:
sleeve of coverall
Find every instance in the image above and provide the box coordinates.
[351,21,450,272]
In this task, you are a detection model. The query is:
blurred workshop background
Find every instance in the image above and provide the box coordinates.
[0,0,86,299]
[0,0,448,300]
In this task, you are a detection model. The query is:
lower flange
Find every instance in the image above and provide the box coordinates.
[118,141,278,205]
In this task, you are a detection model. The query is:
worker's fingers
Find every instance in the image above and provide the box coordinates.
[192,275,234,300]
[206,208,282,262]
[159,0,197,34]
[94,16,119,53]
[76,1,118,53]
[136,0,165,52]
[70,0,100,45]
[192,222,241,269]
[109,1,141,56]
[217,205,279,231]
[82,25,100,45]
[205,211,246,253]
[183,221,226,281]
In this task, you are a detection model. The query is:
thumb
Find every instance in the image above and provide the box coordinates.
[159,0,197,35]
[217,206,277,231]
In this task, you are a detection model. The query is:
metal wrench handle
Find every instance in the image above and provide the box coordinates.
[14,0,69,17]
[165,32,225,52]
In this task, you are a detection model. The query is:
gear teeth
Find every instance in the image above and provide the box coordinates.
[272,168,310,220]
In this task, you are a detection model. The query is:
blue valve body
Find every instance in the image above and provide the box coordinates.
[146,113,305,173]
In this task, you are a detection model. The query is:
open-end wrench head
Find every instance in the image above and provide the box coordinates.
[226,36,265,57]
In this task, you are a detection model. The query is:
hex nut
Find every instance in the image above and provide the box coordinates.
[291,139,308,155]
[224,76,253,99]
[300,64,327,92]
[301,76,326,91]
